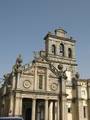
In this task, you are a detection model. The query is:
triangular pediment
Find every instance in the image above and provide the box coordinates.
[22,63,34,76]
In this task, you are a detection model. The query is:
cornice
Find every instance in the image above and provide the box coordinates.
[47,59,77,66]
[44,33,76,43]
[14,89,59,96]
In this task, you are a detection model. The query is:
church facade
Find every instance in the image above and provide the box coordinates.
[0,28,90,120]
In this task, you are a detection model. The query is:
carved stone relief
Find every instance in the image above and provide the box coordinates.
[50,83,58,91]
[23,80,32,89]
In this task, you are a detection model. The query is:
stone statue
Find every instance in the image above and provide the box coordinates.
[75,72,80,79]
[12,54,23,75]
[16,54,23,67]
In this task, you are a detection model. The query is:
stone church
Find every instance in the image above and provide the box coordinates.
[0,28,90,120]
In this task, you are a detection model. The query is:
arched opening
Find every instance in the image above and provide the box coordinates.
[22,98,32,120]
[60,43,64,56]
[68,48,72,58]
[51,44,56,55]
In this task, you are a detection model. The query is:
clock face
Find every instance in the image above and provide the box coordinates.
[51,83,58,91]
[23,80,31,88]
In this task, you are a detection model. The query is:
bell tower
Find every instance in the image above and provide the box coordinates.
[44,28,77,79]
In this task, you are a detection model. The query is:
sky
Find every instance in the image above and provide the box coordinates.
[0,0,90,79]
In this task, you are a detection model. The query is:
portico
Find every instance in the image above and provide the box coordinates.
[22,98,59,120]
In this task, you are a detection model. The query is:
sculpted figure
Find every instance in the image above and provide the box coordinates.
[12,54,23,74]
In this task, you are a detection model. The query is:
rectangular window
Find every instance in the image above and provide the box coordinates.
[83,106,86,118]
[68,107,71,113]
[39,75,43,89]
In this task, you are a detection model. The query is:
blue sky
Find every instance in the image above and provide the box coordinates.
[0,0,90,79]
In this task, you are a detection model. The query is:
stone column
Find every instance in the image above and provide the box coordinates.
[52,101,55,120]
[60,78,67,120]
[19,98,22,116]
[54,101,58,120]
[72,100,77,120]
[64,45,67,57]
[45,100,48,120]
[57,101,60,120]
[60,96,67,120]
[49,101,53,120]
[87,81,90,120]
[32,99,36,120]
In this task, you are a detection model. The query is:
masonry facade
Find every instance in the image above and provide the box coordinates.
[0,28,90,120]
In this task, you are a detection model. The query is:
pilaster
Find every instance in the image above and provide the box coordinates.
[34,65,37,90]
[16,72,22,90]
[76,81,83,120]
[14,93,22,116]
[46,68,49,91]
[12,75,16,90]
[8,93,14,116]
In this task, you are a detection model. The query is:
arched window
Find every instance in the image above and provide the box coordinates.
[60,43,64,56]
[52,44,56,55]
[68,48,72,58]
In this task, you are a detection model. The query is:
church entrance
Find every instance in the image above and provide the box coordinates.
[25,108,32,120]
[22,98,45,120]
[36,100,45,120]
[22,98,32,120]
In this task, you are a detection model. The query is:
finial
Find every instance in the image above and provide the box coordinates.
[16,54,23,67]
[75,72,80,79]
[58,64,63,70]
[12,54,23,75]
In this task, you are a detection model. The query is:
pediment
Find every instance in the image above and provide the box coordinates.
[22,64,34,76]
[23,71,34,76]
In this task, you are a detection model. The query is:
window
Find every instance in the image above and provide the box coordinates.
[83,106,87,118]
[60,43,64,56]
[52,44,56,55]
[68,48,72,58]
[68,107,71,113]
[39,75,43,89]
